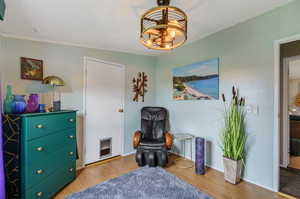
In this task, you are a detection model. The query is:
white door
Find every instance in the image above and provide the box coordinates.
[84,58,124,165]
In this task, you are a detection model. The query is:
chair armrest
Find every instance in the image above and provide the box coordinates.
[165,131,172,149]
[133,131,141,149]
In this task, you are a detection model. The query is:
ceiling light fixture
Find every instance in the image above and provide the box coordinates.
[140,0,187,51]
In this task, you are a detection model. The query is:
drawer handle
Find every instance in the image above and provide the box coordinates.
[36,124,44,129]
[36,147,44,152]
[36,192,43,197]
[36,169,44,174]
[69,152,74,156]
[69,118,75,122]
[69,168,74,172]
[69,135,74,139]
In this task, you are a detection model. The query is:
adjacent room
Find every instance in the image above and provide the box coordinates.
[0,0,300,199]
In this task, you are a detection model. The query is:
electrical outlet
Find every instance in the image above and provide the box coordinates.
[245,105,259,115]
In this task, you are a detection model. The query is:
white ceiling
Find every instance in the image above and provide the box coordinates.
[0,0,292,55]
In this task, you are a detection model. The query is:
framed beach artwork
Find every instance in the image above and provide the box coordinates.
[173,58,219,100]
[20,57,43,81]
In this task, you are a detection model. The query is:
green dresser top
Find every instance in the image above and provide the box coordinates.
[16,110,77,118]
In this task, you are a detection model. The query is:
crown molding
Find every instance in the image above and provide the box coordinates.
[0,32,158,57]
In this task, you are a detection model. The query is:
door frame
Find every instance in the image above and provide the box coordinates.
[273,34,300,192]
[83,56,125,165]
[281,57,290,168]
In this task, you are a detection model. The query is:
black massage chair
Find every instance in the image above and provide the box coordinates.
[133,107,172,167]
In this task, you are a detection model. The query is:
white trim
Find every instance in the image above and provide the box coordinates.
[273,34,300,192]
[76,165,85,171]
[122,150,136,157]
[171,152,275,191]
[281,57,290,168]
[83,56,126,165]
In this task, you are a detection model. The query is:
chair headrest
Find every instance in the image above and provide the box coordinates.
[141,107,167,121]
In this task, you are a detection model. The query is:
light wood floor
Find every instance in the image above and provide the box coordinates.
[54,154,286,199]
[288,156,300,170]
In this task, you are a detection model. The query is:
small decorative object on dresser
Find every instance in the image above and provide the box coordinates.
[220,86,247,184]
[20,57,43,81]
[11,95,27,114]
[2,111,77,199]
[3,85,13,114]
[42,75,65,111]
[132,72,148,102]
[26,93,39,113]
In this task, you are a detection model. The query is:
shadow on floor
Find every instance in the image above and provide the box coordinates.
[280,167,300,197]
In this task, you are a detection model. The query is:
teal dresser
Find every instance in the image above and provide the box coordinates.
[20,111,77,199]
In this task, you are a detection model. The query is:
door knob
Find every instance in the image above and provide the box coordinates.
[118,108,124,113]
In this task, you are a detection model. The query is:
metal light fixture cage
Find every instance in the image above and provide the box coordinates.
[140,0,187,50]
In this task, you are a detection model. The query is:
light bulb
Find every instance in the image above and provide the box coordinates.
[146,40,152,45]
[169,31,176,38]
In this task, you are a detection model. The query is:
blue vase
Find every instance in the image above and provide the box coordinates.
[11,95,27,114]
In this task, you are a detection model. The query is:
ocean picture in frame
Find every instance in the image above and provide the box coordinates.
[173,58,219,100]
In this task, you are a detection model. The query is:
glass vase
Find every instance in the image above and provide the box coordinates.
[11,95,26,114]
[26,94,39,113]
[3,85,14,114]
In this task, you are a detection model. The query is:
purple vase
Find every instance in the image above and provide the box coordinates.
[11,95,26,114]
[26,94,39,113]
[195,137,205,175]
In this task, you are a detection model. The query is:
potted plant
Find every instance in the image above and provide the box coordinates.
[220,86,247,184]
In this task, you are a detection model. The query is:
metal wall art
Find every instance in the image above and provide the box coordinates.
[132,72,148,102]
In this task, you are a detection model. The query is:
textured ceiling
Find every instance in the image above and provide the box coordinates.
[0,0,292,55]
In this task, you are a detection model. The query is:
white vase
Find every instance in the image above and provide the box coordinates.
[223,157,242,184]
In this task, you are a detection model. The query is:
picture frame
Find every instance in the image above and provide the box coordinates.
[172,58,219,101]
[20,57,43,81]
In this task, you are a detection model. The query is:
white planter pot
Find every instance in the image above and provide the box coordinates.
[223,157,242,184]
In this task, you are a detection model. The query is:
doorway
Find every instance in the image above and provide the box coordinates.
[280,55,300,197]
[83,57,125,165]
[274,37,300,197]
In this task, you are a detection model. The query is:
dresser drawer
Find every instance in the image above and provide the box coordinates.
[24,144,76,190]
[25,129,76,165]
[24,113,76,140]
[24,160,76,199]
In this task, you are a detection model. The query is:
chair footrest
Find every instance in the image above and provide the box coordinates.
[136,148,168,167]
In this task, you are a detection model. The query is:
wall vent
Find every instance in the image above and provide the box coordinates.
[100,138,112,158]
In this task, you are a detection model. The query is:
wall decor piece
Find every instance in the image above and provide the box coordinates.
[20,57,43,81]
[173,58,219,100]
[132,72,148,102]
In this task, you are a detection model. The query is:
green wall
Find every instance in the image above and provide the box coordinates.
[155,0,300,189]
[0,37,157,166]
[1,0,299,190]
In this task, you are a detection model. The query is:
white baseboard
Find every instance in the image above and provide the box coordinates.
[170,152,274,192]
[76,165,85,171]
[122,150,136,157]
